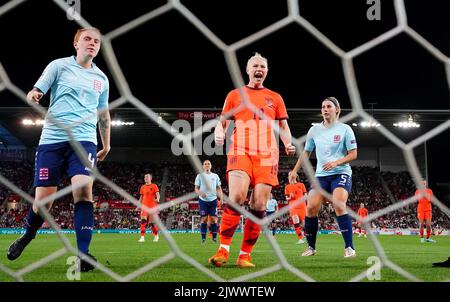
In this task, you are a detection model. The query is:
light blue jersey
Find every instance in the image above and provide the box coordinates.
[195,172,221,202]
[266,198,278,212]
[305,121,357,177]
[34,56,109,145]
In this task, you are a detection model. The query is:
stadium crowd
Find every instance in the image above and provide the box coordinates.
[1,161,449,231]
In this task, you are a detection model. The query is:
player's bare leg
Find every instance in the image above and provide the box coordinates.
[139,216,148,242]
[7,187,56,260]
[419,219,425,243]
[148,213,159,242]
[292,215,304,244]
[425,219,436,243]
[333,187,355,258]
[72,175,97,272]
[302,189,323,256]
[237,183,270,268]
[209,170,250,267]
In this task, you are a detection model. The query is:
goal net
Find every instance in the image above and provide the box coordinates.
[0,0,449,283]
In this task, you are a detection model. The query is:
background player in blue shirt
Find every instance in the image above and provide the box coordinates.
[7,28,111,272]
[195,160,223,243]
[265,193,279,236]
[289,97,357,258]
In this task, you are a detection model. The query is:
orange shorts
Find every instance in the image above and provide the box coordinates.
[417,211,432,221]
[227,151,279,186]
[141,206,159,222]
[289,209,306,221]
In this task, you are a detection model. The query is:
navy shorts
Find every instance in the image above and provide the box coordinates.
[266,211,275,216]
[34,141,97,187]
[317,174,352,195]
[199,198,218,217]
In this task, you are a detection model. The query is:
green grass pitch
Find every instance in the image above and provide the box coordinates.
[1,233,449,282]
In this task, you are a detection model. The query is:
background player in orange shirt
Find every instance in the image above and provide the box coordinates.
[209,52,296,268]
[357,203,368,238]
[415,180,436,243]
[285,175,307,244]
[138,173,160,242]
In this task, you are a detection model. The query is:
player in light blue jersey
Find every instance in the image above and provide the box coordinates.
[265,193,278,236]
[195,160,223,243]
[289,97,357,258]
[7,28,111,272]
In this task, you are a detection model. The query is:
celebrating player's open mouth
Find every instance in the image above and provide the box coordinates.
[254,71,264,80]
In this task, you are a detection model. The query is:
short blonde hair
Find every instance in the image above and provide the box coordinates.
[74,28,101,42]
[246,52,268,70]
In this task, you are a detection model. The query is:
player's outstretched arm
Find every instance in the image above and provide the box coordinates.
[97,109,111,161]
[26,88,44,105]
[279,120,296,155]
[195,185,206,199]
[289,151,311,183]
[216,186,223,202]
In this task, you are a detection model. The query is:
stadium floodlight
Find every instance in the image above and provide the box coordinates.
[352,103,380,128]
[352,121,380,128]
[393,115,420,128]
[22,119,45,126]
[111,120,135,127]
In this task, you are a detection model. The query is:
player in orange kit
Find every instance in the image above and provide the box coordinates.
[209,52,296,268]
[285,175,307,244]
[415,180,436,243]
[357,203,368,238]
[138,173,160,242]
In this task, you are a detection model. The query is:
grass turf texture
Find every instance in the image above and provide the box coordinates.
[0,233,449,282]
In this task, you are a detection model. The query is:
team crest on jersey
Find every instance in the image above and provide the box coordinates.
[334,135,341,143]
[93,80,102,92]
[265,97,274,108]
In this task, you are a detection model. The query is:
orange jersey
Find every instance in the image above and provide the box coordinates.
[140,183,159,208]
[358,208,368,218]
[415,189,432,212]
[222,86,288,155]
[285,183,307,211]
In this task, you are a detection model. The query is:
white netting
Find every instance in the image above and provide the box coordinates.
[0,0,449,282]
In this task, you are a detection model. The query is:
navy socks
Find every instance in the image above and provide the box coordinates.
[74,201,94,254]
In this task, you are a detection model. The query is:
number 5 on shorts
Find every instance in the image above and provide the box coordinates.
[338,175,347,186]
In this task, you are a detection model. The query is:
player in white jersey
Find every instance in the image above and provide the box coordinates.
[195,160,223,243]
[7,28,110,272]
[289,97,357,258]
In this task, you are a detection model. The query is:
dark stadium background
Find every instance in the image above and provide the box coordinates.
[0,0,449,201]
